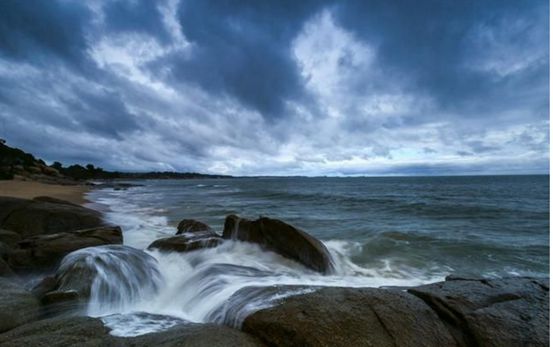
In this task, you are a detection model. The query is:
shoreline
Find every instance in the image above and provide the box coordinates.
[0,179,90,205]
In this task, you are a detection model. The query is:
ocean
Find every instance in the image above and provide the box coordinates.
[84,175,549,335]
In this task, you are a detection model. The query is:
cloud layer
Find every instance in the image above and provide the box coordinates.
[0,0,548,175]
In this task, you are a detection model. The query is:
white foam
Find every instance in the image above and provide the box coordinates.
[84,187,445,336]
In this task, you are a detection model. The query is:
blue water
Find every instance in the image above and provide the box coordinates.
[89,175,549,280]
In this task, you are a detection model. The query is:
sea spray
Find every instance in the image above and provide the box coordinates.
[56,245,162,316]
[96,240,444,336]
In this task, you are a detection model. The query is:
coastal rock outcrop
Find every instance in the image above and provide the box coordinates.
[123,322,265,347]
[239,285,456,347]
[0,316,265,347]
[235,277,550,347]
[0,196,105,237]
[223,215,334,274]
[149,219,222,253]
[408,276,550,347]
[148,232,223,253]
[176,219,213,234]
[0,316,112,346]
[0,278,40,333]
[7,226,123,271]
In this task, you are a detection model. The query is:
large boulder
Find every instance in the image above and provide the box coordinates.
[0,278,40,333]
[0,196,105,238]
[223,215,334,274]
[176,219,213,234]
[239,285,456,347]
[408,276,550,347]
[148,232,223,253]
[8,226,123,271]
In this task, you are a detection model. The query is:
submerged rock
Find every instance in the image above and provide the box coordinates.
[176,219,213,234]
[0,196,105,237]
[240,285,456,347]
[0,278,40,333]
[222,215,334,274]
[148,232,223,253]
[408,276,550,347]
[8,226,123,271]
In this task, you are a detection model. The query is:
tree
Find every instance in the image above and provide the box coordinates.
[51,161,63,170]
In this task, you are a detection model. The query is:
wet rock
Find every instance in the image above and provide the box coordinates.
[0,278,40,333]
[0,257,14,277]
[0,316,264,347]
[0,196,105,238]
[0,197,30,224]
[408,276,550,347]
[0,229,21,247]
[241,285,456,347]
[223,215,334,274]
[0,316,113,346]
[40,290,82,317]
[32,275,58,298]
[54,245,161,301]
[176,219,213,234]
[148,232,223,253]
[8,226,123,271]
[124,323,265,347]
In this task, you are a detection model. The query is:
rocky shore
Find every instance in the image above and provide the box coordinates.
[0,195,548,346]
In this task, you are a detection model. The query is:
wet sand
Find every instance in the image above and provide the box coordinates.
[0,179,90,205]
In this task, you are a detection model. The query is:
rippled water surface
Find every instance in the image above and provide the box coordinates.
[84,175,549,335]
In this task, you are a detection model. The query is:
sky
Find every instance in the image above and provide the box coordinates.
[0,0,549,176]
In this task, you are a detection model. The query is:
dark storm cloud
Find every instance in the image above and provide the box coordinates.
[331,0,548,115]
[102,0,172,43]
[170,0,324,118]
[62,88,141,139]
[0,0,548,175]
[0,0,91,68]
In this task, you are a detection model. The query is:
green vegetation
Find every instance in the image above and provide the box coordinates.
[0,140,230,181]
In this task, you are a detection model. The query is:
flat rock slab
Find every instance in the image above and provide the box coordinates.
[0,316,112,346]
[408,276,550,347]
[0,278,40,333]
[241,286,456,347]
[0,316,264,347]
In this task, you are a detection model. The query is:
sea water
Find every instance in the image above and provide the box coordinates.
[82,175,549,336]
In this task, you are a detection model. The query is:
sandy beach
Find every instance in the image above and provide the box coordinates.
[0,179,90,205]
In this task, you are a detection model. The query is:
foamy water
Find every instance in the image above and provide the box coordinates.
[78,183,447,336]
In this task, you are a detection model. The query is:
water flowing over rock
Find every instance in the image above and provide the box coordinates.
[0,278,40,333]
[222,215,334,274]
[408,276,550,347]
[53,245,162,315]
[240,285,457,347]
[8,226,123,271]
[0,196,105,237]
[176,219,213,234]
